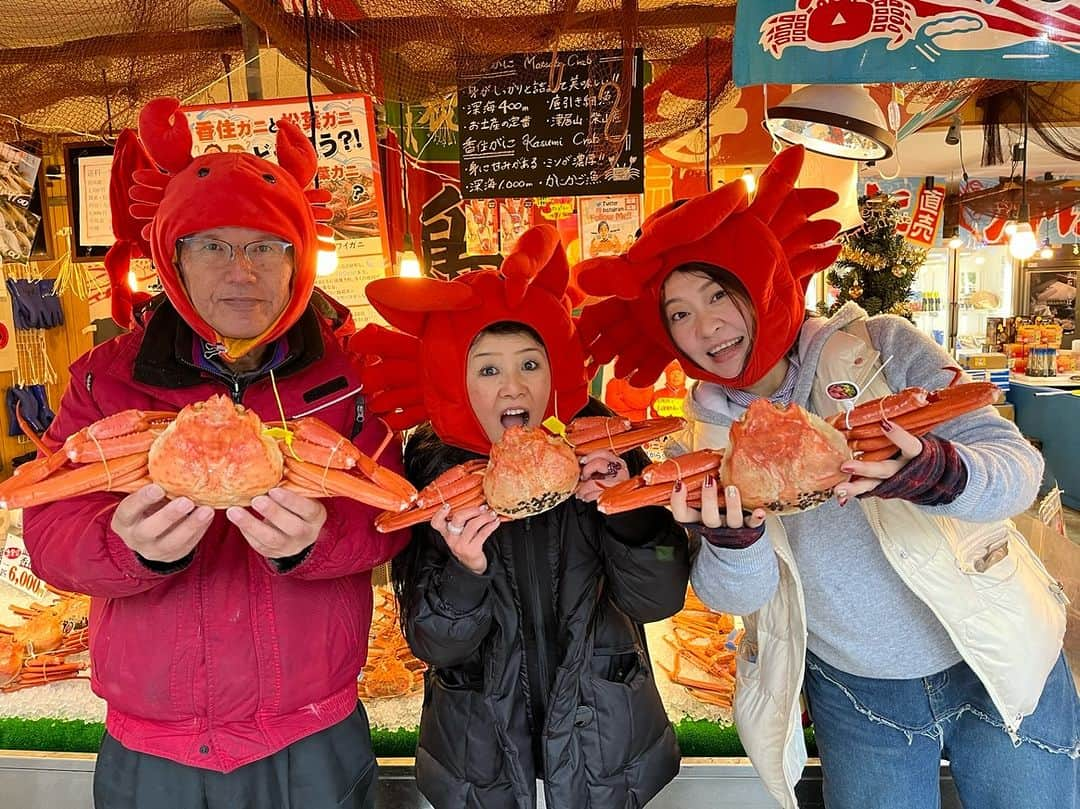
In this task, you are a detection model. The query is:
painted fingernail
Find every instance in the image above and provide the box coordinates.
[836,489,847,499]
[479,504,488,511]
[674,480,683,492]
[839,497,848,507]
[840,464,854,473]
[726,485,737,496]
[881,420,894,433]
[704,475,715,488]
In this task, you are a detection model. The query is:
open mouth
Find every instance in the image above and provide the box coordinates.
[706,336,743,361]
[500,407,530,429]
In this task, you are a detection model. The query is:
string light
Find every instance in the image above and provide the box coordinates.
[316,237,338,276]
[398,250,421,277]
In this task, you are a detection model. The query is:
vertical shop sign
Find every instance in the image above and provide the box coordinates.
[905,183,946,248]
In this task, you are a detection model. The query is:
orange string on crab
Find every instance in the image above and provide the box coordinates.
[373,414,685,532]
[598,375,1000,516]
[0,394,417,513]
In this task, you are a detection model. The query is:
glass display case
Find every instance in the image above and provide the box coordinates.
[910,247,950,349]
[911,245,1017,359]
[954,244,1015,357]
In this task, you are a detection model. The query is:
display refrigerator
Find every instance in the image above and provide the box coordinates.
[911,244,1017,359]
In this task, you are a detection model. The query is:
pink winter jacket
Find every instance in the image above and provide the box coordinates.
[23,303,409,772]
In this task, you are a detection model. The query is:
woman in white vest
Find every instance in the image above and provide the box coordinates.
[575,146,1078,809]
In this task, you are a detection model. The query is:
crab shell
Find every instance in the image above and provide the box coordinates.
[482,426,581,518]
[722,399,852,515]
[147,395,283,508]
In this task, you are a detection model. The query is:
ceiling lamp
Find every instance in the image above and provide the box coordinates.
[766,84,894,161]
[1009,84,1037,262]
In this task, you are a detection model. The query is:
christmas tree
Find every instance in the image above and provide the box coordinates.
[820,196,928,319]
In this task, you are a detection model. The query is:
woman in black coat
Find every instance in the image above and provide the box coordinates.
[356,231,690,808]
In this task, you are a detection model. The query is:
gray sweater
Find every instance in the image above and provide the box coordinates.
[685,304,1044,679]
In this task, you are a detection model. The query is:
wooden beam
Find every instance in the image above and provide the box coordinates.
[0,26,243,65]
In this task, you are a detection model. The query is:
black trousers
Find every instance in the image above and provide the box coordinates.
[93,705,377,809]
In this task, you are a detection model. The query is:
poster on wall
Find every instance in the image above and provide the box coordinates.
[734,1,1080,86]
[0,142,42,263]
[464,199,498,255]
[1026,269,1076,338]
[183,94,391,273]
[62,142,114,261]
[579,195,641,259]
[498,198,534,254]
[314,248,388,327]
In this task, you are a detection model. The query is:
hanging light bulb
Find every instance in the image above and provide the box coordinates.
[1040,239,1054,260]
[1009,222,1037,260]
[948,228,963,250]
[316,236,338,276]
[399,249,421,278]
[1008,85,1037,263]
[1003,220,1018,237]
[741,167,756,195]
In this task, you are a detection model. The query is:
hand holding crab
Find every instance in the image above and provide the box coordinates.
[574,449,630,504]
[226,487,327,560]
[671,479,768,531]
[431,503,501,575]
[111,483,215,564]
[833,418,923,506]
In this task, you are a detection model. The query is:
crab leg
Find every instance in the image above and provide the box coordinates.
[598,470,718,515]
[572,417,685,455]
[642,450,723,485]
[826,387,929,430]
[62,410,176,459]
[415,462,487,508]
[565,416,632,445]
[0,454,148,510]
[374,484,486,533]
[283,458,414,512]
[840,383,1000,441]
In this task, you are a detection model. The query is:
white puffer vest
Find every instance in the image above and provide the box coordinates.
[686,322,1068,809]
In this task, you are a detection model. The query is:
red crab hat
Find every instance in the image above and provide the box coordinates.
[575,145,843,389]
[351,224,588,455]
[104,97,333,360]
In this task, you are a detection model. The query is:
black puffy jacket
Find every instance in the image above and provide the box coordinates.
[394,407,690,809]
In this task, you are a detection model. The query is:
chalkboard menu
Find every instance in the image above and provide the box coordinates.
[458,49,644,199]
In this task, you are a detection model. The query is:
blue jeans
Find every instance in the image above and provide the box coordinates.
[804,650,1079,809]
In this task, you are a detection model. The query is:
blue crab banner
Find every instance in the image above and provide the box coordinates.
[734,1,1080,86]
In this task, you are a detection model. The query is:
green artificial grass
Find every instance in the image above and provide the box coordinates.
[0,716,817,760]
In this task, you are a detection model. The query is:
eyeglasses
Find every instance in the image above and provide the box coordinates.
[177,237,293,271]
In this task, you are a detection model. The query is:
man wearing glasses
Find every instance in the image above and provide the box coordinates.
[22,98,407,809]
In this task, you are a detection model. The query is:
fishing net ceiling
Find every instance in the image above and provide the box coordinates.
[0,0,1011,150]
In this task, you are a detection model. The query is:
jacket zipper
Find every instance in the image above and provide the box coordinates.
[521,518,551,734]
